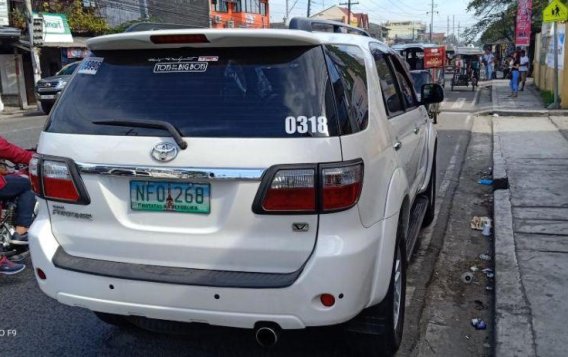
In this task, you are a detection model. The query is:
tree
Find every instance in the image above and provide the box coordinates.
[31,0,109,35]
[464,0,556,45]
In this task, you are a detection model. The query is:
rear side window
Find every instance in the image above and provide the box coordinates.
[46,46,337,138]
[371,49,404,117]
[389,56,418,109]
[325,45,369,134]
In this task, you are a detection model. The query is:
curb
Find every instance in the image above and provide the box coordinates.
[492,119,537,357]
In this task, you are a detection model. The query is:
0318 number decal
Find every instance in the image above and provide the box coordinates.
[285,116,328,135]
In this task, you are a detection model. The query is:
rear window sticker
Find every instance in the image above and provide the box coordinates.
[198,56,219,62]
[153,62,208,73]
[285,116,329,135]
[78,57,104,75]
[148,56,197,63]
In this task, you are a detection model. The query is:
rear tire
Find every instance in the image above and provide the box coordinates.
[346,224,407,356]
[94,312,131,327]
[40,102,53,114]
[422,151,437,227]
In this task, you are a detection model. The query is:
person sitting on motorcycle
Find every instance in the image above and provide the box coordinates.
[0,136,35,244]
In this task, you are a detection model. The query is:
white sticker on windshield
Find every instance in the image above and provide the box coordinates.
[153,62,208,73]
[78,57,104,75]
[285,116,329,135]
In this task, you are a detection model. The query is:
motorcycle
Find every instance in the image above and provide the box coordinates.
[0,160,37,260]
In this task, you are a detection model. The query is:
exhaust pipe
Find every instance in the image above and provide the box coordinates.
[255,323,280,347]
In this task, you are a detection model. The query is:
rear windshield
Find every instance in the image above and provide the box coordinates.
[46,46,338,138]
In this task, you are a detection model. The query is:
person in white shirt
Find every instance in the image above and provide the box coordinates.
[483,48,495,80]
[519,50,530,91]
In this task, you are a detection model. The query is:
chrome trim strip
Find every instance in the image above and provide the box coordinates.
[76,162,265,181]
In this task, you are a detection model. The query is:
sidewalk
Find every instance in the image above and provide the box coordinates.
[0,105,44,120]
[492,80,568,356]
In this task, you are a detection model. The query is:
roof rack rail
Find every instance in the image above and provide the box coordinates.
[124,22,204,32]
[288,17,370,37]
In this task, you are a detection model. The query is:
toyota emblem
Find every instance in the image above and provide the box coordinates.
[151,142,178,162]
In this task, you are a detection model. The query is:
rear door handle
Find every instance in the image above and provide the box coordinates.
[414,127,420,134]
[394,141,402,150]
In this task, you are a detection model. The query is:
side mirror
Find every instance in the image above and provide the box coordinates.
[421,83,444,105]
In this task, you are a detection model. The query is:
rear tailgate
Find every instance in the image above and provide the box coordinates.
[40,41,342,274]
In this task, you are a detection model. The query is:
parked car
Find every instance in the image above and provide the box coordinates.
[411,70,441,124]
[29,18,442,355]
[35,61,80,114]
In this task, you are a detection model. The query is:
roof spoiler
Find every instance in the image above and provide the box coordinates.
[288,17,371,37]
[124,22,204,32]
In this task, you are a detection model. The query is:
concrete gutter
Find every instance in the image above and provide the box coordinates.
[492,120,537,357]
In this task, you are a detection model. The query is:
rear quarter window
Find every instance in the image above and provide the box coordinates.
[325,45,369,134]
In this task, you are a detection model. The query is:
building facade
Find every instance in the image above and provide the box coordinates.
[310,5,369,30]
[210,0,269,29]
[386,20,426,43]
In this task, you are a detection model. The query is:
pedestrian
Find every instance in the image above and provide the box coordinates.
[519,50,530,91]
[509,52,520,97]
[483,48,495,81]
[0,255,25,275]
[0,137,35,243]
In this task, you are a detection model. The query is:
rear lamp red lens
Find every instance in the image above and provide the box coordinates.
[261,169,316,212]
[36,268,47,280]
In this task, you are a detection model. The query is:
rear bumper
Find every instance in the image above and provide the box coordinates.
[29,208,397,329]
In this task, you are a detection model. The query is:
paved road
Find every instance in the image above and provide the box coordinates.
[0,106,474,356]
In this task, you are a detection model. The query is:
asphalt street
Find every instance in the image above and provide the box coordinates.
[0,97,477,356]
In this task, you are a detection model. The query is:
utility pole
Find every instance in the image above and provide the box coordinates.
[426,0,437,43]
[453,14,455,43]
[24,0,41,109]
[307,0,311,17]
[447,16,449,39]
[339,0,359,25]
[458,22,461,46]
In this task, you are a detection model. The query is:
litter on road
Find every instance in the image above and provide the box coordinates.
[461,272,474,283]
[471,318,487,330]
[471,216,492,231]
[479,253,491,261]
[478,179,493,185]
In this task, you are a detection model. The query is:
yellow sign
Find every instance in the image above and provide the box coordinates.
[544,0,568,23]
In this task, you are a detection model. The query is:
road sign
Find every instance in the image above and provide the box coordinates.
[543,0,568,23]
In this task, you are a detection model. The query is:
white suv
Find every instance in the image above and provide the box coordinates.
[29,19,442,355]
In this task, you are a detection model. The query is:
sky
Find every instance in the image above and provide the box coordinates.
[269,0,477,35]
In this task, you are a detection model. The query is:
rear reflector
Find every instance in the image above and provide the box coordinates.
[42,160,80,202]
[322,164,363,211]
[262,169,316,212]
[150,34,209,44]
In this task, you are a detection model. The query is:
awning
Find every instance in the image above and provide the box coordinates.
[41,36,89,48]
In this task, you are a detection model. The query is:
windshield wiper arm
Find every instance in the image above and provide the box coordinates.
[93,119,188,150]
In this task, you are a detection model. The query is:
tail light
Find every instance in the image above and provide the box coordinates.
[321,164,363,212]
[30,154,90,205]
[150,34,209,44]
[262,169,316,212]
[253,160,363,214]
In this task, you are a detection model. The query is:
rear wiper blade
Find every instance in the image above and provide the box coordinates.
[93,119,188,150]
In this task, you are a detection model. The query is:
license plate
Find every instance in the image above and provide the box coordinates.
[130,180,210,214]
[40,94,56,99]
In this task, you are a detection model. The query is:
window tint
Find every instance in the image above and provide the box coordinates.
[325,45,369,134]
[389,56,418,109]
[47,46,337,138]
[410,71,432,94]
[372,48,404,117]
[56,61,80,76]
